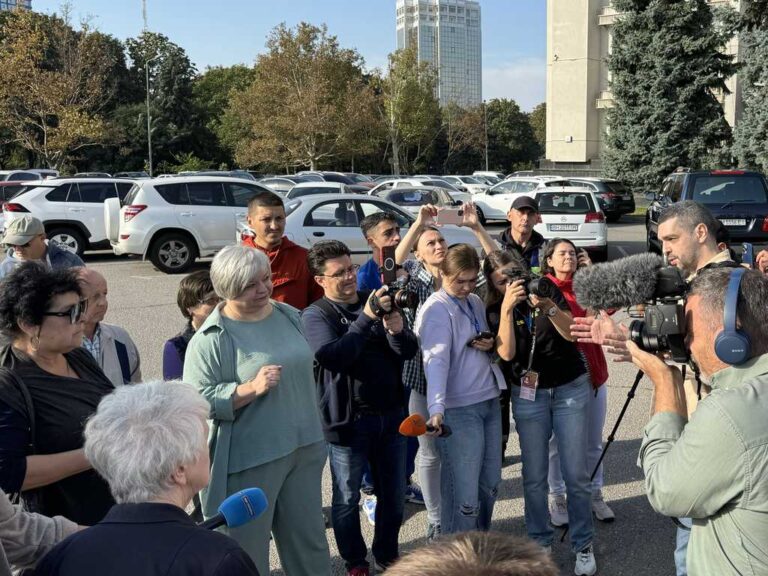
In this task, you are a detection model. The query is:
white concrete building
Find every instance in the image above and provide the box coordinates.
[396,0,482,107]
[0,0,31,9]
[545,0,744,169]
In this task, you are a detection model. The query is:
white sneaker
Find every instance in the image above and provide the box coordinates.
[592,490,615,522]
[549,494,569,527]
[574,545,597,576]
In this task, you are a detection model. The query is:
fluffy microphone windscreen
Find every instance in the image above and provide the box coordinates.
[219,487,268,528]
[399,413,427,437]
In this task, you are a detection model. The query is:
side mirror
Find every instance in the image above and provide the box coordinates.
[452,200,463,206]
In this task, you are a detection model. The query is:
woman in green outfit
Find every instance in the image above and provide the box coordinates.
[183,245,330,576]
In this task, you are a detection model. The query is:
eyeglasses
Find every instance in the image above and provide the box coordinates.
[321,264,360,280]
[8,241,32,249]
[42,299,88,324]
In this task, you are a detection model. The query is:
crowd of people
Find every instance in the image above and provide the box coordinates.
[0,192,766,576]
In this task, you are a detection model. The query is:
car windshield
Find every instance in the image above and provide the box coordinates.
[288,187,337,198]
[460,176,482,184]
[691,175,768,205]
[388,190,439,206]
[537,192,595,214]
[544,180,572,187]
[489,181,517,193]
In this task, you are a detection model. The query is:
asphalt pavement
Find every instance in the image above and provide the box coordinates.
[80,215,676,575]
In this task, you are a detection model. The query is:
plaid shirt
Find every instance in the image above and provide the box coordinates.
[401,259,487,395]
[82,324,102,363]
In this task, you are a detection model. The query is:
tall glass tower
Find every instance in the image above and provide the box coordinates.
[396,0,482,107]
[0,0,32,10]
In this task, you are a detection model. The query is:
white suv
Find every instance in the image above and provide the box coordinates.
[106,176,271,273]
[3,178,135,255]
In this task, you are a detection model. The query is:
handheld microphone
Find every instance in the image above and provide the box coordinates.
[573,253,666,310]
[199,487,268,531]
[399,414,452,438]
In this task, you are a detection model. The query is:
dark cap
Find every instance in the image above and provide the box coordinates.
[510,195,539,212]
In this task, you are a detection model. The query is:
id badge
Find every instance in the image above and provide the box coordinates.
[520,370,539,402]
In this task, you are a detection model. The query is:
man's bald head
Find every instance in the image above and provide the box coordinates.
[77,267,109,328]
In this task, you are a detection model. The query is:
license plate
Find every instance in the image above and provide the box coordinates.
[549,224,578,231]
[720,219,746,226]
[623,195,632,200]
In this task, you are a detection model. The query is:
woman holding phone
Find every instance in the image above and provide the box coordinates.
[414,243,505,535]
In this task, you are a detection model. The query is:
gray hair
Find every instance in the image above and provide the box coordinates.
[84,381,210,504]
[210,244,270,300]
[688,267,768,358]
[658,200,718,241]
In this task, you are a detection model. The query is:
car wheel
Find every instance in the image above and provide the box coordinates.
[475,206,486,226]
[47,227,86,257]
[149,233,198,274]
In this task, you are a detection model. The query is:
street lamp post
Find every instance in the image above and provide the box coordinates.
[483,100,489,172]
[145,54,160,177]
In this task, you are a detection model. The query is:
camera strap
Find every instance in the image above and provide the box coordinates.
[448,294,481,334]
[525,310,538,373]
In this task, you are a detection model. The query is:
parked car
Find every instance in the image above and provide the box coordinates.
[178,170,256,181]
[342,173,376,188]
[472,175,501,186]
[285,181,360,199]
[0,181,27,234]
[528,187,608,261]
[74,172,113,178]
[371,186,466,215]
[413,175,470,193]
[440,175,488,194]
[369,178,468,198]
[0,170,41,182]
[114,171,150,179]
[473,170,506,181]
[26,168,59,180]
[257,175,325,195]
[471,177,573,223]
[4,178,136,255]
[645,168,768,253]
[105,176,273,273]
[238,193,482,263]
[569,177,635,222]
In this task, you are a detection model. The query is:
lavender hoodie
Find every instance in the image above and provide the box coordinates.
[415,289,504,417]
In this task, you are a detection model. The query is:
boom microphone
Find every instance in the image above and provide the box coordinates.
[399,414,452,438]
[199,487,268,531]
[573,253,665,310]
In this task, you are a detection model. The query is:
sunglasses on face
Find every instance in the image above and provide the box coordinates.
[42,299,88,324]
[9,241,32,249]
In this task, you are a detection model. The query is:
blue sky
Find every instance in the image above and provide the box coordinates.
[34,0,546,110]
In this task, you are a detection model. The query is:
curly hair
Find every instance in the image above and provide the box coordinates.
[0,262,82,338]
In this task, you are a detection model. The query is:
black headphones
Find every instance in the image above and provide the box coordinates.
[714,267,751,365]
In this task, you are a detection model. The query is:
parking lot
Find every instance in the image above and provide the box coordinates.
[63,216,675,576]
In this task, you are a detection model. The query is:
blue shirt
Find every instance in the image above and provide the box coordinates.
[357,258,382,291]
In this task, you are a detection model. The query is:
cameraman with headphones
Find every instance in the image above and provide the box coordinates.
[625,267,768,575]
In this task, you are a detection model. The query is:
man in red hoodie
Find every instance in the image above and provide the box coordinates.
[241,190,323,309]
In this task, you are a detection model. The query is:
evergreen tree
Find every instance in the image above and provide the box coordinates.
[733,29,768,171]
[604,0,739,191]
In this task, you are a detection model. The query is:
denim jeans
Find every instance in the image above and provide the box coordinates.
[675,518,692,575]
[511,373,594,553]
[409,390,441,525]
[439,398,502,534]
[327,409,407,569]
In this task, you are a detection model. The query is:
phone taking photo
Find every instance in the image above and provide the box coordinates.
[466,331,494,347]
[436,208,464,226]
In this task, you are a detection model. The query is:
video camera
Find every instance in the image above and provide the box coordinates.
[372,246,418,318]
[500,268,558,300]
[628,266,689,364]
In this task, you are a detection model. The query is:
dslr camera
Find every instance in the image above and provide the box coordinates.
[628,266,689,363]
[372,246,418,318]
[501,268,558,299]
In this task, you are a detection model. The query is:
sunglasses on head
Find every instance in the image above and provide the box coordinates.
[42,299,88,324]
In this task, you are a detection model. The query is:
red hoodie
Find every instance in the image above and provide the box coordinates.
[242,236,323,310]
[547,273,609,388]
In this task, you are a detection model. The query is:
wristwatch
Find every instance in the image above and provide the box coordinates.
[546,306,558,318]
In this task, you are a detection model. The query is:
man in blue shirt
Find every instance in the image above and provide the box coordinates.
[357,212,402,291]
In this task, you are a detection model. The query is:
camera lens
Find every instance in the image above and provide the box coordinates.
[394,289,418,310]
[629,319,664,353]
[528,276,556,299]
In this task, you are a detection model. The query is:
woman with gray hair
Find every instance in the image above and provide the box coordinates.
[34,381,259,576]
[183,245,329,576]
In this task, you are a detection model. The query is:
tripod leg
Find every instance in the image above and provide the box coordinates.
[590,369,644,482]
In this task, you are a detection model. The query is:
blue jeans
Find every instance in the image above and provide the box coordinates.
[511,373,594,552]
[327,409,407,569]
[675,518,692,575]
[439,397,502,534]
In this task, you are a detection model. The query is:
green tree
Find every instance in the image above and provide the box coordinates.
[528,102,546,157]
[733,29,768,171]
[376,48,441,175]
[226,23,378,171]
[742,0,768,29]
[0,9,119,168]
[603,0,739,191]
[441,103,484,172]
[485,98,539,172]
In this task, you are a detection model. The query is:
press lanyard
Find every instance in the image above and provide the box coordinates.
[448,294,481,333]
[514,307,537,373]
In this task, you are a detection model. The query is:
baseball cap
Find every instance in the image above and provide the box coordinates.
[510,196,539,212]
[3,215,45,246]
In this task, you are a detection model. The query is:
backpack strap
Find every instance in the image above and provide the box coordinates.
[114,340,131,385]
